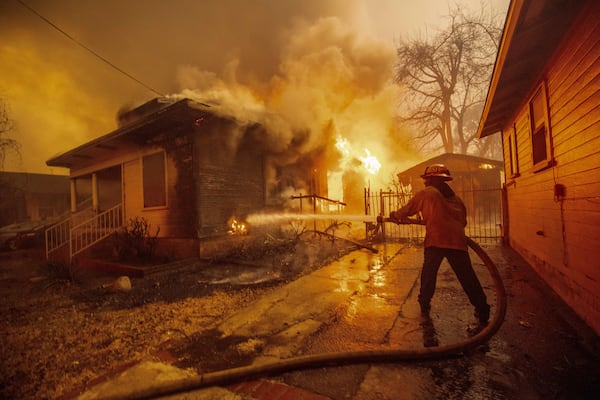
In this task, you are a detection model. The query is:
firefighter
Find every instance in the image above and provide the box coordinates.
[389,164,490,331]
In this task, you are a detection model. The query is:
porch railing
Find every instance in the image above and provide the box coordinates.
[45,204,123,261]
[45,218,72,259]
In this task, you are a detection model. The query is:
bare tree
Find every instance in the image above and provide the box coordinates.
[395,4,503,158]
[0,98,20,170]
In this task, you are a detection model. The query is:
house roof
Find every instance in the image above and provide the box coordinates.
[45,98,216,169]
[397,153,503,180]
[477,0,588,138]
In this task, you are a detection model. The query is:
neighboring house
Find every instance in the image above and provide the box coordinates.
[396,153,504,238]
[477,0,599,333]
[0,171,70,226]
[396,153,503,193]
[46,98,282,260]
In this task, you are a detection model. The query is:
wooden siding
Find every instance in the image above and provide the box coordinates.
[502,2,600,333]
[121,137,197,239]
[194,120,266,237]
[122,158,142,223]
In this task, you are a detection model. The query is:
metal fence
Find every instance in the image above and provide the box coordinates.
[364,187,503,241]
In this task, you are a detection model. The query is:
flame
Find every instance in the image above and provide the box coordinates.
[228,218,248,235]
[359,149,381,175]
[334,135,381,175]
[335,136,351,157]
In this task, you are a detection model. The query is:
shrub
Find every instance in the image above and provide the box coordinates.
[111,217,160,263]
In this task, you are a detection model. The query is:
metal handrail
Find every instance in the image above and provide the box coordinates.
[45,203,124,261]
[45,218,72,259]
[70,204,123,259]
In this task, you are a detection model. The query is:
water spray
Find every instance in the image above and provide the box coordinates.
[246,212,379,225]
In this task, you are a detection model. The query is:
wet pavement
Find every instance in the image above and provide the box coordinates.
[77,241,599,399]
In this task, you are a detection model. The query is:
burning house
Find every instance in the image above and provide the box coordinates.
[45,97,328,261]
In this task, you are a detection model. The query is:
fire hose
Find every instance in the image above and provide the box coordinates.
[104,218,507,400]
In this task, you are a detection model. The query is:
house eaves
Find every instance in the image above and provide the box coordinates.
[477,0,587,138]
[45,98,212,169]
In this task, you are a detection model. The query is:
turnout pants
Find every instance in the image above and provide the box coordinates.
[418,246,489,316]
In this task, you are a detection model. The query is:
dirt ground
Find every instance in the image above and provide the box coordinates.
[0,233,357,399]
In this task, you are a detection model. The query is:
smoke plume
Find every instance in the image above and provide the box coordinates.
[172,15,417,202]
[0,0,419,197]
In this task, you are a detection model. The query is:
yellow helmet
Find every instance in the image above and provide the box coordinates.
[420,164,453,181]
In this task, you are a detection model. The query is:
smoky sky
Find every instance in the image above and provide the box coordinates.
[0,0,508,187]
[1,0,361,102]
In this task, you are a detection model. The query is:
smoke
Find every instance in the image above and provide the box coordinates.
[0,0,419,193]
[171,14,417,202]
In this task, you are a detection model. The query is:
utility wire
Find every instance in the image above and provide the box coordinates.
[16,0,165,97]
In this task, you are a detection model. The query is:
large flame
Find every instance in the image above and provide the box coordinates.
[359,149,381,175]
[334,135,381,175]
[328,135,382,206]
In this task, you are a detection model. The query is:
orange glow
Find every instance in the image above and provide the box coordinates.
[334,135,382,175]
[228,217,248,235]
[359,149,381,175]
[329,135,383,203]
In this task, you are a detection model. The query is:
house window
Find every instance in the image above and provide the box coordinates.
[508,123,519,178]
[142,152,166,208]
[529,83,553,169]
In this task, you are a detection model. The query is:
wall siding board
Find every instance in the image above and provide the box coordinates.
[564,184,600,202]
[554,122,600,159]
[197,166,264,236]
[554,144,600,173]
[194,119,266,237]
[502,2,600,333]
[550,39,600,102]
[547,7,600,100]
[551,88,600,146]
[122,159,142,224]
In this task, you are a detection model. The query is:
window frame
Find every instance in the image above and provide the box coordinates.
[142,151,167,209]
[508,123,520,179]
[528,82,555,172]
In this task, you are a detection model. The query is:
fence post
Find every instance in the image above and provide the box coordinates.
[379,189,386,239]
[363,187,369,240]
[312,193,317,232]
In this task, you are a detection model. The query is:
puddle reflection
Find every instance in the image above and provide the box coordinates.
[369,256,386,287]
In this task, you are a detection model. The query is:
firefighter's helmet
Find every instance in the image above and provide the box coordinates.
[420,164,453,181]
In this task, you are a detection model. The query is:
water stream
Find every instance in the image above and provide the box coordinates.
[246,213,378,225]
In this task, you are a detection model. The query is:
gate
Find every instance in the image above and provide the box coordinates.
[364,187,503,241]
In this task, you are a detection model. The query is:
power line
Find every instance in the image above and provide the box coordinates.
[16,0,165,97]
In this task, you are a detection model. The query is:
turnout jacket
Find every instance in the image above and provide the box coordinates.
[395,185,468,251]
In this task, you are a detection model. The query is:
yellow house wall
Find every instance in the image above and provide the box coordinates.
[502,3,600,333]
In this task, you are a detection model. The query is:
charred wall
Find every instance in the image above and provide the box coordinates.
[194,118,265,237]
